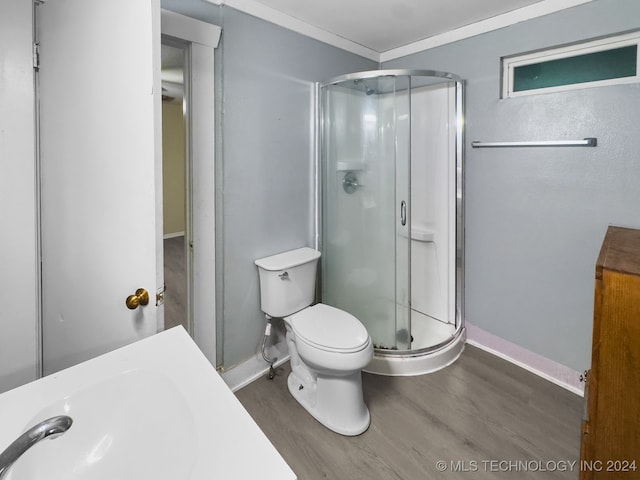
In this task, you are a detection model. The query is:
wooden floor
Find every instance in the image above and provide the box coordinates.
[235,345,582,480]
[164,236,188,331]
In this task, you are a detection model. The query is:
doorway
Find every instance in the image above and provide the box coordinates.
[161,40,190,333]
[160,10,220,368]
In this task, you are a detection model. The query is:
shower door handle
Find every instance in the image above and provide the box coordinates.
[400,201,407,226]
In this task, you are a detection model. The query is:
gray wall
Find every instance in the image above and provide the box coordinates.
[162,0,376,369]
[384,0,640,371]
[218,9,376,368]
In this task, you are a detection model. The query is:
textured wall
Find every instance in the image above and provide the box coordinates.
[383,0,640,371]
[218,8,376,368]
[162,0,377,368]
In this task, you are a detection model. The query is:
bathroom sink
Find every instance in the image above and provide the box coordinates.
[0,327,296,480]
[4,370,196,479]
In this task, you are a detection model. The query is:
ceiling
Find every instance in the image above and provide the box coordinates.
[205,0,593,61]
[164,0,593,90]
[249,0,545,52]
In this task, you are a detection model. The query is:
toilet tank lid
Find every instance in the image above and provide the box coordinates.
[254,247,321,271]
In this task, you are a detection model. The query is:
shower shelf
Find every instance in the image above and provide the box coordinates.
[400,226,434,242]
[336,161,365,172]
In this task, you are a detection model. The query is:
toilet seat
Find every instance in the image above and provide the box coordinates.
[288,303,370,353]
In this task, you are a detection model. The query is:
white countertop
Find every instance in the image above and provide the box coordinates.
[0,327,297,480]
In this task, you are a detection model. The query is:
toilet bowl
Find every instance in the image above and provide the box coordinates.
[255,248,374,436]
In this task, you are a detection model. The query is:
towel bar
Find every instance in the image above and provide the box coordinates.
[471,138,597,148]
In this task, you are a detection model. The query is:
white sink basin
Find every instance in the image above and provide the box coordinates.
[6,370,196,479]
[0,327,296,480]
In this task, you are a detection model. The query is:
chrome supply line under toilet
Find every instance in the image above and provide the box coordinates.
[261,315,277,380]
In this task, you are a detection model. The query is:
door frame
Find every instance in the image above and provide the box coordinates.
[161,10,220,366]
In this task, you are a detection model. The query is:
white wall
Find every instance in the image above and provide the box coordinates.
[0,0,39,393]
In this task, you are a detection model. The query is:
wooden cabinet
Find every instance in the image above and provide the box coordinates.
[580,226,640,479]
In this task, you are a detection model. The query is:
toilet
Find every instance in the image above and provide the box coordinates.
[254,247,374,436]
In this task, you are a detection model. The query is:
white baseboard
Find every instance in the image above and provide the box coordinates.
[221,323,585,397]
[465,322,584,396]
[221,338,290,392]
[163,231,185,239]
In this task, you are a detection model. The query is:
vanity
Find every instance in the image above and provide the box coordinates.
[0,327,296,479]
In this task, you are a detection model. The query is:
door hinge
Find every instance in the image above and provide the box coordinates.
[32,43,40,70]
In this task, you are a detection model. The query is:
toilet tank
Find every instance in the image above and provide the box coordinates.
[254,247,321,318]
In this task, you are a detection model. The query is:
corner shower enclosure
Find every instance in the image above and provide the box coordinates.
[319,70,465,375]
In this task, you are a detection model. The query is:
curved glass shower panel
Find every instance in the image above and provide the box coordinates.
[321,76,411,350]
[320,69,464,371]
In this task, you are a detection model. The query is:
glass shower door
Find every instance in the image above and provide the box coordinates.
[392,76,411,351]
[321,75,411,351]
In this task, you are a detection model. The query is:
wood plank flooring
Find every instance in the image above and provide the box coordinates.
[163,236,188,330]
[235,345,582,480]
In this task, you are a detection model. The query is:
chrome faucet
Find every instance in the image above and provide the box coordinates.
[0,415,73,477]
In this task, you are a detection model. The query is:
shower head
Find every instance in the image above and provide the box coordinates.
[354,79,376,96]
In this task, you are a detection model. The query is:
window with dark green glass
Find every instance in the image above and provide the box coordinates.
[513,45,638,92]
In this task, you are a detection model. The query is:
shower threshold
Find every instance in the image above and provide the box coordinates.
[364,311,466,377]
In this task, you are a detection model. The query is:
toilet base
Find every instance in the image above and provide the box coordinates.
[287,369,370,436]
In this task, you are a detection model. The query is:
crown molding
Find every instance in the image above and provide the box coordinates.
[380,0,594,62]
[201,0,595,64]
[201,0,379,61]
